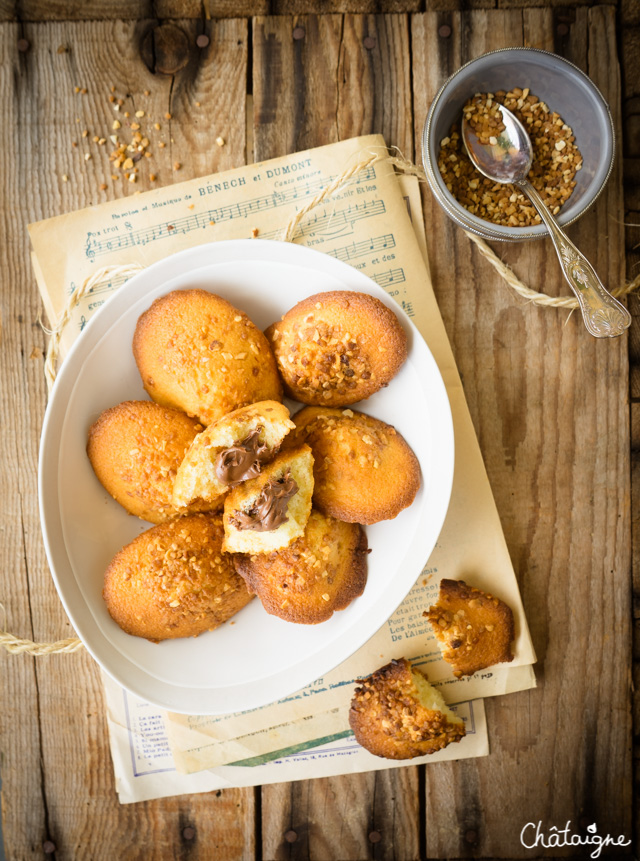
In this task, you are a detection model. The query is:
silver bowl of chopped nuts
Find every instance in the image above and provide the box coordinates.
[422,48,615,241]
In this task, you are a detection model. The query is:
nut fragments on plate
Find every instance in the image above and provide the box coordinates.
[133,288,282,426]
[87,400,215,524]
[349,657,466,760]
[222,444,314,555]
[172,400,295,509]
[103,513,253,641]
[234,509,368,624]
[285,406,420,524]
[424,579,515,678]
[265,290,408,407]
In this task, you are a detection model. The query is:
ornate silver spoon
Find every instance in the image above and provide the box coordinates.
[462,104,631,338]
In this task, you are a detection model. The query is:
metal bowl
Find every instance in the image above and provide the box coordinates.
[421,47,615,242]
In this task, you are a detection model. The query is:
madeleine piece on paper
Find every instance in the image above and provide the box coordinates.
[103,513,253,642]
[222,445,314,555]
[172,400,295,509]
[424,579,515,678]
[265,290,407,407]
[87,400,217,524]
[284,406,420,524]
[349,658,466,760]
[133,289,282,426]
[234,509,368,624]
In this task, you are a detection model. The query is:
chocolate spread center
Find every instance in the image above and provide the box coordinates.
[231,470,299,532]
[215,428,271,487]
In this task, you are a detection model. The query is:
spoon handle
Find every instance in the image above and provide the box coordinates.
[518,179,631,339]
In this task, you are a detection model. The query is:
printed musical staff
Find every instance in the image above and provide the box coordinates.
[70,271,137,330]
[235,199,387,243]
[369,267,406,290]
[326,234,396,264]
[84,167,378,260]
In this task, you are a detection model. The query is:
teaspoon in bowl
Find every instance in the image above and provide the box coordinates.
[461,104,631,339]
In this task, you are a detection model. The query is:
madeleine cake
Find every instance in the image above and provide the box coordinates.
[133,288,282,425]
[265,291,407,406]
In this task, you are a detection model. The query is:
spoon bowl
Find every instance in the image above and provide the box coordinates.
[461,102,631,339]
[462,106,532,184]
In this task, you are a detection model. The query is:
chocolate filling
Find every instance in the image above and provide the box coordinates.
[231,470,299,532]
[215,428,271,487]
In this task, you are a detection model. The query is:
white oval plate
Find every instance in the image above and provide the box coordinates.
[39,239,454,715]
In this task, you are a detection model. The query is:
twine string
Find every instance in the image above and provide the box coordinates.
[5,147,638,657]
[44,263,145,391]
[0,631,84,655]
[0,603,83,655]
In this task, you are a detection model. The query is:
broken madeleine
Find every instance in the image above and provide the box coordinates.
[349,657,465,760]
[424,578,515,678]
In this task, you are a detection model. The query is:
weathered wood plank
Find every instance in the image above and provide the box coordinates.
[337,14,414,159]
[253,15,343,159]
[0,20,55,861]
[261,771,421,860]
[253,14,413,162]
[254,14,420,861]
[0,0,424,21]
[0,0,623,20]
[621,28,640,160]
[0,18,256,860]
[632,400,640,861]
[412,7,631,857]
[620,0,640,405]
[625,157,640,400]
[498,0,616,7]
[625,0,640,847]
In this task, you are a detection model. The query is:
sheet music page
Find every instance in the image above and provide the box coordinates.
[102,672,488,803]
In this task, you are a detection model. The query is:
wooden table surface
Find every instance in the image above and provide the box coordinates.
[1,2,638,859]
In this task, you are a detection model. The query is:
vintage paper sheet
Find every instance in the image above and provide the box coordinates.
[102,672,488,804]
[30,135,536,800]
[165,664,536,775]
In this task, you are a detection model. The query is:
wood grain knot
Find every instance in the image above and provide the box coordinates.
[141,24,191,76]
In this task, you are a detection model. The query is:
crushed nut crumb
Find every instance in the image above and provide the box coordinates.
[439,88,582,228]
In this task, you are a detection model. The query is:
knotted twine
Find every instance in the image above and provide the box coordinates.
[4,148,639,657]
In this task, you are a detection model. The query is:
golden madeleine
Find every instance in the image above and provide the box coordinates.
[424,579,515,678]
[265,290,407,407]
[234,509,368,624]
[349,658,465,760]
[87,400,216,524]
[133,289,282,426]
[285,406,420,524]
[173,401,294,509]
[222,445,314,555]
[103,513,253,641]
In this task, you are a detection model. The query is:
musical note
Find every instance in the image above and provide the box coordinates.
[370,267,406,289]
[326,234,395,264]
